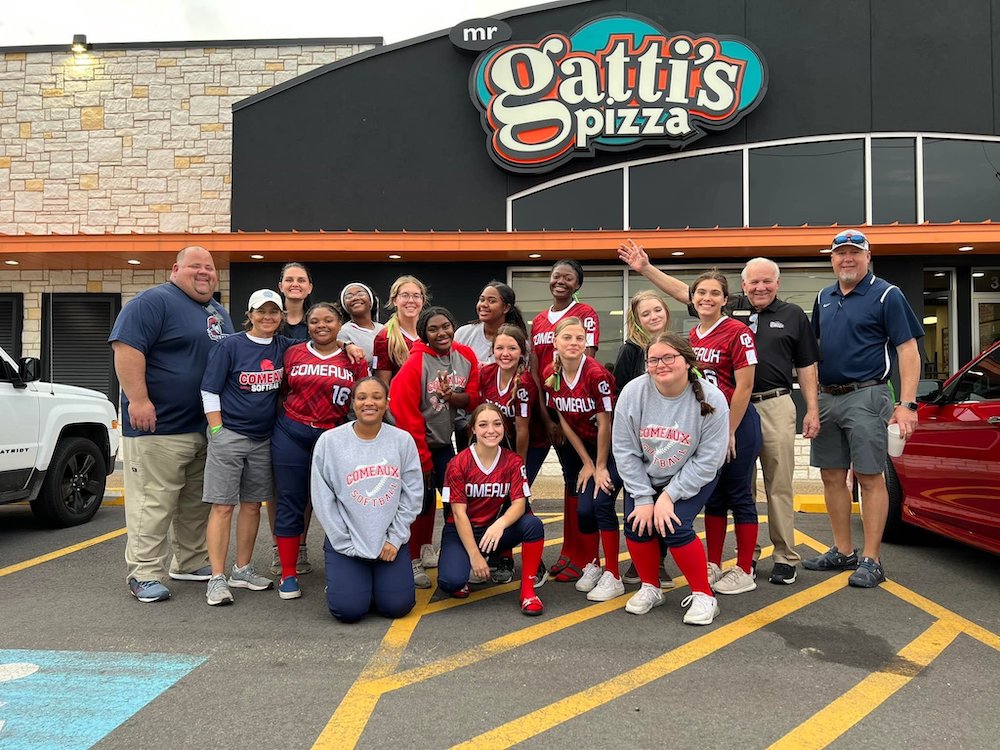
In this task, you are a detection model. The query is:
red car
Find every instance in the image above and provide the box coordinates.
[884,341,1000,554]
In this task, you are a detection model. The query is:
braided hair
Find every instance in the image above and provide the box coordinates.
[544,316,584,390]
[647,331,715,416]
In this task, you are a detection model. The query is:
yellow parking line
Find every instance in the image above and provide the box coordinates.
[882,580,1000,651]
[452,572,851,749]
[312,586,436,749]
[0,527,127,578]
[768,619,962,750]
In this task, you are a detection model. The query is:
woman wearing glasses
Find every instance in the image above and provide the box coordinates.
[613,332,729,623]
[373,276,428,384]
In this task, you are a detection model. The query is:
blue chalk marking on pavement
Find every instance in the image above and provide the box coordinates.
[0,649,205,750]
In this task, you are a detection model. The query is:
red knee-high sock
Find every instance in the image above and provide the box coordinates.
[735,522,758,575]
[600,529,621,578]
[409,512,434,561]
[276,535,300,580]
[577,531,599,567]
[625,537,661,587]
[670,539,712,595]
[561,492,580,561]
[520,539,544,599]
[704,514,728,566]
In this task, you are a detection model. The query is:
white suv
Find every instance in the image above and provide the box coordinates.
[0,344,120,526]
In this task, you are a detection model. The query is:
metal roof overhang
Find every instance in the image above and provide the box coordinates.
[1,224,998,270]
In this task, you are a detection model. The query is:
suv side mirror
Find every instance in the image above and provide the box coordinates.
[18,357,41,383]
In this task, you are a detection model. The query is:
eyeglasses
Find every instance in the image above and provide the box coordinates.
[343,290,369,301]
[831,231,869,249]
[396,292,424,302]
[748,312,758,334]
[646,354,680,367]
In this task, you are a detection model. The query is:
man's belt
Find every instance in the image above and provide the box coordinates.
[819,379,883,395]
[750,388,791,403]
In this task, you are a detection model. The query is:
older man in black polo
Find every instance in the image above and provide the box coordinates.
[805,230,923,588]
[741,258,820,585]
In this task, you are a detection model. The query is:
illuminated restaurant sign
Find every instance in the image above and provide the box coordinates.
[468,14,768,173]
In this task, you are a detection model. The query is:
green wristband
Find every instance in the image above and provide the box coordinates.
[210,424,223,435]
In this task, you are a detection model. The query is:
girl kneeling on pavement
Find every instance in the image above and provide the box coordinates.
[201,289,294,606]
[310,377,424,623]
[437,403,546,616]
[612,332,730,624]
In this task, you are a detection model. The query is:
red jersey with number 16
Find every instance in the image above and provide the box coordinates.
[282,342,371,428]
[442,447,530,526]
[689,317,757,404]
[542,356,615,443]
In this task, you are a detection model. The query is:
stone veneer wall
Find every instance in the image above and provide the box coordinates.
[0,39,374,356]
[0,41,374,233]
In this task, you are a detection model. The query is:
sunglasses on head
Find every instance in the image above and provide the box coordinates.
[832,231,868,247]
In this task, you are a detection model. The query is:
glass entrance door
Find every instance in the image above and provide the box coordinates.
[972,295,1000,356]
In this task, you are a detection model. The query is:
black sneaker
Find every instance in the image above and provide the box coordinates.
[803,546,859,571]
[848,557,885,588]
[491,556,515,584]
[768,562,797,585]
[533,561,549,589]
[622,562,641,585]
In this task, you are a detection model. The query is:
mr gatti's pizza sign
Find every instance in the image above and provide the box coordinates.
[468,14,767,174]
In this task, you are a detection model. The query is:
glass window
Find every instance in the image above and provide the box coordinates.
[923,139,1000,222]
[511,171,623,231]
[629,152,742,229]
[922,270,953,381]
[510,269,625,365]
[872,138,916,225]
[749,140,864,227]
[972,268,1000,293]
[946,348,1000,402]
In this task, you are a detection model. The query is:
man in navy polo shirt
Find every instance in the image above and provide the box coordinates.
[805,230,922,588]
[109,245,235,602]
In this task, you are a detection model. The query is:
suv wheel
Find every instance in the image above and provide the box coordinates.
[30,437,107,527]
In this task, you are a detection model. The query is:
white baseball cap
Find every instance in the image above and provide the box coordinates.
[248,288,284,311]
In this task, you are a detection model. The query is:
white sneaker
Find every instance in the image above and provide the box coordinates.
[586,570,626,601]
[625,582,665,615]
[712,566,757,595]
[420,543,439,569]
[411,559,432,589]
[707,562,724,586]
[574,560,603,592]
[682,592,720,625]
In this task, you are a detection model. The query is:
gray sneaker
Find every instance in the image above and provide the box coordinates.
[206,575,234,606]
[412,559,432,589]
[270,545,281,576]
[229,563,273,591]
[296,544,313,575]
[803,546,859,571]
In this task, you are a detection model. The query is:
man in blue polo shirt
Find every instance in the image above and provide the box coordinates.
[109,246,235,602]
[804,230,922,588]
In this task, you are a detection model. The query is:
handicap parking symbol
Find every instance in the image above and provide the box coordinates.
[0,649,205,749]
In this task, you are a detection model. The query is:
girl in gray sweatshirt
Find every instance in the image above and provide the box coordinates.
[310,377,424,622]
[612,332,729,626]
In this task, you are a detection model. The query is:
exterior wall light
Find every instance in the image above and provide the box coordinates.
[71,34,90,53]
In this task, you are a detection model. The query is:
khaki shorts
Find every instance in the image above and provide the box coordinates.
[202,426,274,505]
[810,384,893,475]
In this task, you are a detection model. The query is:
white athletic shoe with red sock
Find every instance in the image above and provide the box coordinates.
[682,592,720,625]
[625,582,665,615]
[586,570,625,601]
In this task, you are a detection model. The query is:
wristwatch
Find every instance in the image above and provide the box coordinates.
[898,401,918,411]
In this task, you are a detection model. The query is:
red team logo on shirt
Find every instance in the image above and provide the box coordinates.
[640,423,693,468]
[346,460,401,508]
[238,359,283,392]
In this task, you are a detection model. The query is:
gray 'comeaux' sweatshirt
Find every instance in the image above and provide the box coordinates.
[310,422,424,559]
[612,374,730,506]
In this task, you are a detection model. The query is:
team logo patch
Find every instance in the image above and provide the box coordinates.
[597,380,612,396]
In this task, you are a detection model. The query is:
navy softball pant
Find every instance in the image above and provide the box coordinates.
[623,475,721,549]
[705,404,762,524]
[324,539,416,623]
[555,441,622,533]
[437,514,544,594]
[271,412,325,537]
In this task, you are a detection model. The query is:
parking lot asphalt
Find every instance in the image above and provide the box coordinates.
[1,496,998,750]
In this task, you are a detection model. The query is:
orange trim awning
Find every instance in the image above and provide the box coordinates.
[1,224,998,269]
